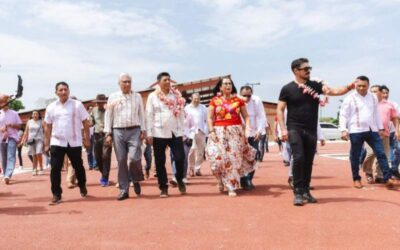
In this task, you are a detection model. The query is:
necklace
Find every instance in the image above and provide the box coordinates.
[155,85,185,117]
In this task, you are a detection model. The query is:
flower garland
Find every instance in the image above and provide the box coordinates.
[155,85,186,117]
[298,83,329,107]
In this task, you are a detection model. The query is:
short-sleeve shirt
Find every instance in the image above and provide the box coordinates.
[44,98,89,147]
[0,109,22,141]
[279,80,323,132]
[210,96,245,126]
[378,100,397,137]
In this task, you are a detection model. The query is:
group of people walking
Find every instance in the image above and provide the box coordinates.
[1,57,400,206]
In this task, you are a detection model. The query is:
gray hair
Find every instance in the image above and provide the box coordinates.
[119,73,132,82]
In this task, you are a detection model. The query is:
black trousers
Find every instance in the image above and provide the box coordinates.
[50,145,86,196]
[94,133,112,180]
[153,135,185,190]
[17,146,23,166]
[288,128,317,194]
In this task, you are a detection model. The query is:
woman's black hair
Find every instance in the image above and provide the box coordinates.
[212,77,237,96]
[30,110,42,120]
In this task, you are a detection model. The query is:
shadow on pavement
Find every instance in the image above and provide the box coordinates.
[317,197,400,206]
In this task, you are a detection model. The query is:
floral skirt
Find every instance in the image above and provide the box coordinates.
[206,125,257,190]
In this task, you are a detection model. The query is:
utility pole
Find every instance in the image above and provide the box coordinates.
[245,82,260,91]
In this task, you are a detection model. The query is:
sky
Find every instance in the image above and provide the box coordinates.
[1,0,399,117]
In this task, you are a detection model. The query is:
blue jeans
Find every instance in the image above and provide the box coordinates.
[86,134,96,168]
[389,132,400,171]
[0,139,17,178]
[349,131,393,181]
[144,144,152,173]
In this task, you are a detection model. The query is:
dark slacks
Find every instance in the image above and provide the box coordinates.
[153,135,184,190]
[94,133,112,180]
[50,145,86,196]
[288,128,317,193]
[246,137,258,180]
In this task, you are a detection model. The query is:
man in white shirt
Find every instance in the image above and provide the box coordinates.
[44,82,91,205]
[104,73,146,201]
[240,86,267,189]
[184,92,208,177]
[146,72,187,198]
[339,76,398,189]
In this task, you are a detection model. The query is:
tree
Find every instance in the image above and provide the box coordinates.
[8,99,25,112]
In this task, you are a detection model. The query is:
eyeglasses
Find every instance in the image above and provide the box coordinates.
[121,80,131,83]
[242,95,252,98]
[297,67,312,72]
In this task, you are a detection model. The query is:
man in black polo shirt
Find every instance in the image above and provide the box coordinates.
[277,58,356,206]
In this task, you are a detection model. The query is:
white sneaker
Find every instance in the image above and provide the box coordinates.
[19,166,23,170]
[182,178,189,184]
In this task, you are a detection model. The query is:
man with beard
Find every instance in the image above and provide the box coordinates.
[277,57,356,206]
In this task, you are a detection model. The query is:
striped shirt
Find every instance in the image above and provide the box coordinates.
[104,91,145,133]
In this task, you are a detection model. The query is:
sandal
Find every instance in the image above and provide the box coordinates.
[366,174,374,184]
[32,169,37,176]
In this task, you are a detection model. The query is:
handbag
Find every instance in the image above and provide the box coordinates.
[27,120,42,146]
[27,138,35,145]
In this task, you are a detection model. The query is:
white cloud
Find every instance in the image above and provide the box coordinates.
[196,0,375,49]
[0,33,184,110]
[28,1,185,51]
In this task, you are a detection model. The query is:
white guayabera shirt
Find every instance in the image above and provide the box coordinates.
[45,98,89,147]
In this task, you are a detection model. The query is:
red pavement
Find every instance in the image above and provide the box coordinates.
[1,142,400,249]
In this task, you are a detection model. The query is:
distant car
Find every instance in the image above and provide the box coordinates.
[319,122,342,140]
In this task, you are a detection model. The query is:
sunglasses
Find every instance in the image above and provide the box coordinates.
[121,80,131,83]
[242,95,252,98]
[297,66,312,72]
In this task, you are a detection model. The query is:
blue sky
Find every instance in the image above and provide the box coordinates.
[1,0,399,117]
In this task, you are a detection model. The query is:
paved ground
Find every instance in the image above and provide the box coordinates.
[1,141,400,249]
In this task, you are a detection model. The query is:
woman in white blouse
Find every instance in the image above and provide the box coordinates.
[21,110,44,175]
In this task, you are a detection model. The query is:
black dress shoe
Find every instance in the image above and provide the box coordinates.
[303,192,317,203]
[49,195,62,205]
[117,192,129,201]
[80,186,88,197]
[240,177,250,190]
[178,182,186,194]
[293,194,304,206]
[133,182,141,196]
[375,177,385,183]
[160,188,168,198]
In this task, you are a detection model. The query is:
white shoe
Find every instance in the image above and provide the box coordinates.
[182,178,189,184]
[38,170,44,175]
[19,166,23,170]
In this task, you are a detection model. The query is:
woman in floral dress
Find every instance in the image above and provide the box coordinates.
[206,77,257,197]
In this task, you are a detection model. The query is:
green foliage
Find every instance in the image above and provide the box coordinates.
[8,99,25,112]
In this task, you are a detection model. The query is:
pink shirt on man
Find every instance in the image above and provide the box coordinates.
[378,99,397,137]
[0,109,22,141]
